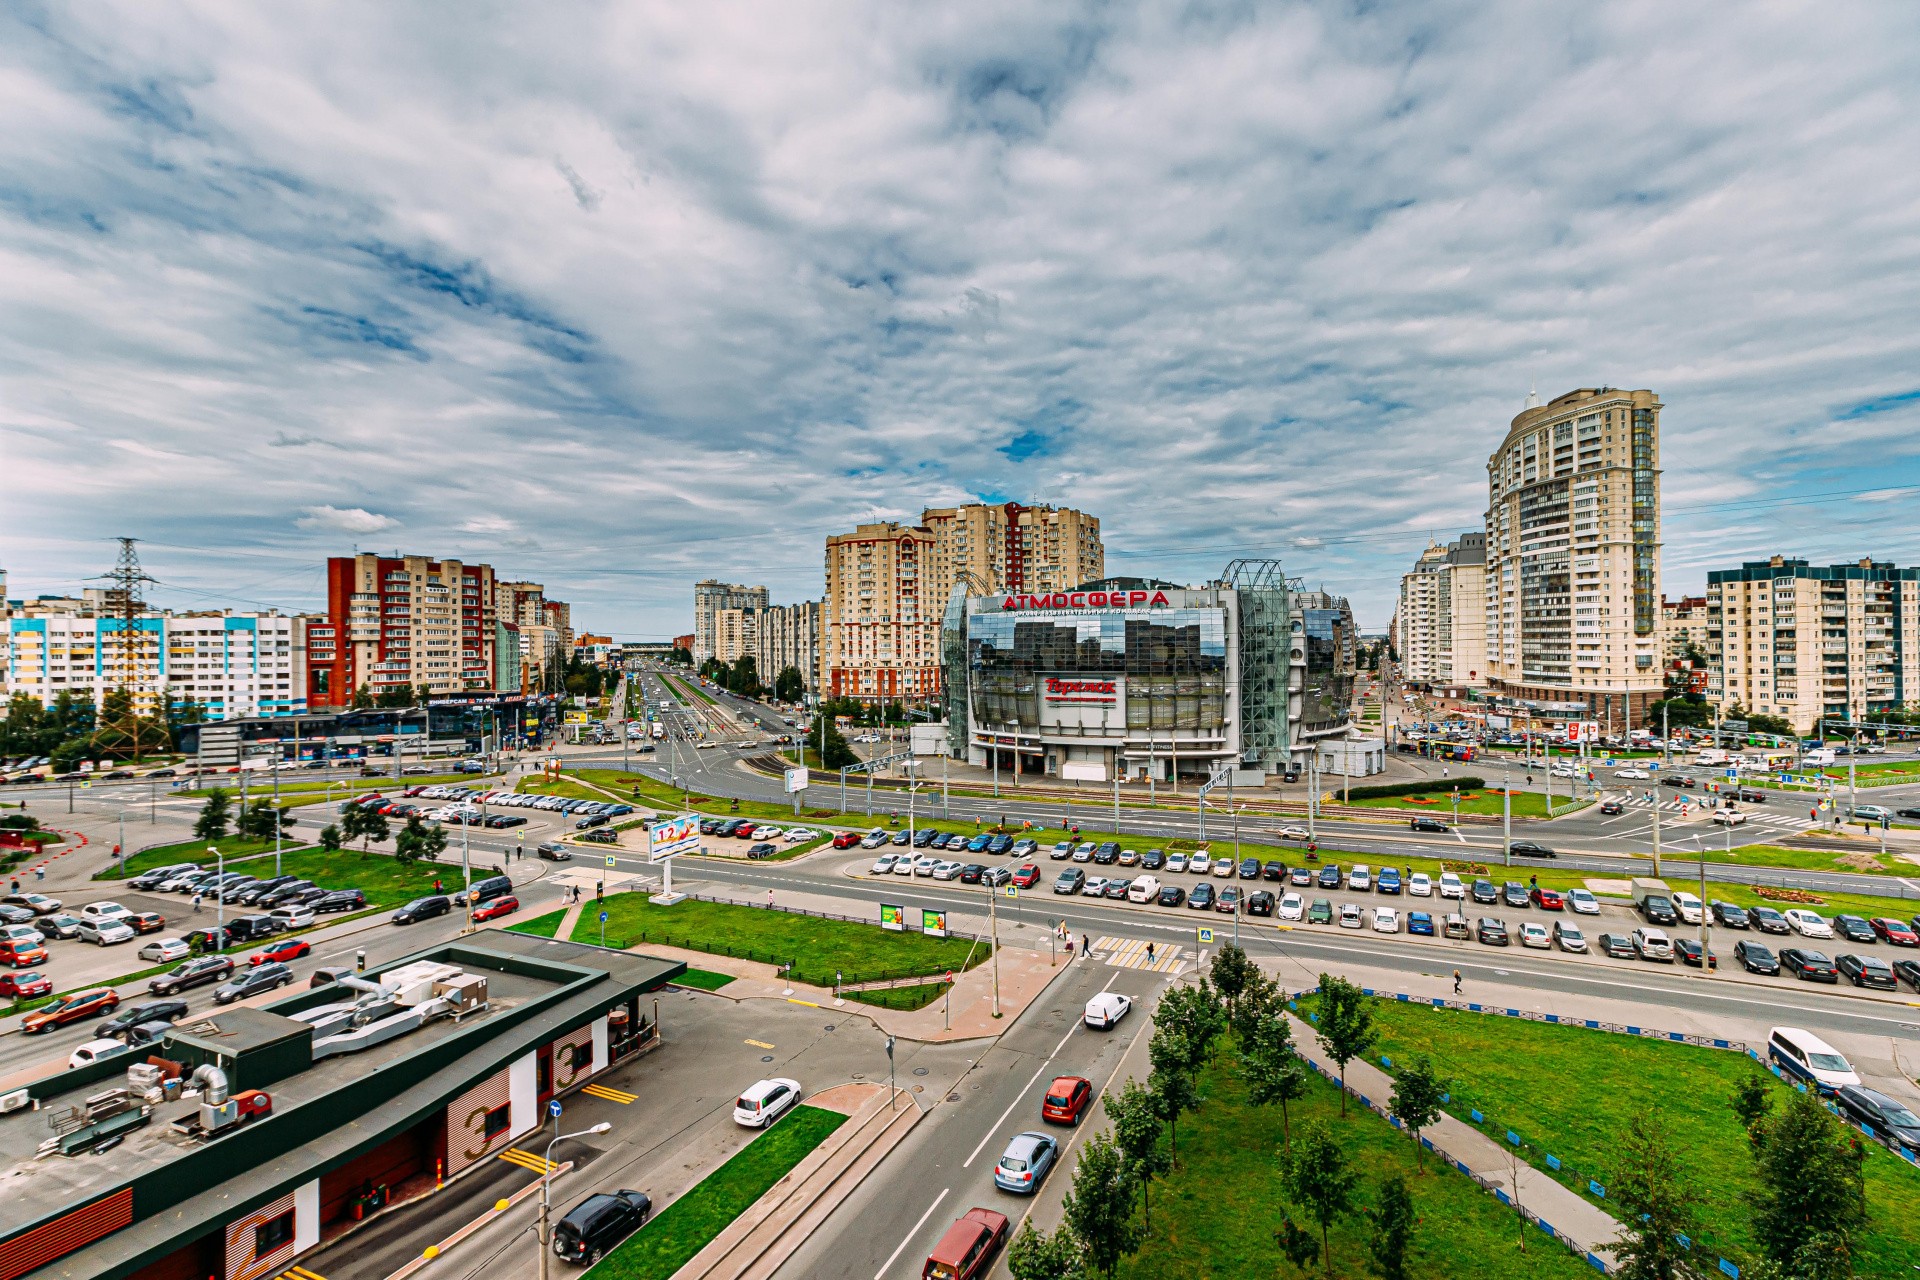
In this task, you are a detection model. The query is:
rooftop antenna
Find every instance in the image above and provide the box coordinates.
[1524,382,1541,410]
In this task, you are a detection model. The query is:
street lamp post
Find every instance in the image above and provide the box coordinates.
[537,1119,612,1280]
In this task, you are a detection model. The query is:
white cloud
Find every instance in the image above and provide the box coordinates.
[296,506,399,534]
[2,2,1918,634]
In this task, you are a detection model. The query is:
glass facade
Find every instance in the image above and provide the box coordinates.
[966,608,1229,732]
[1296,606,1356,737]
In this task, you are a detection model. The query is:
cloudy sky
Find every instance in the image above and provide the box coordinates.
[5,1,1918,636]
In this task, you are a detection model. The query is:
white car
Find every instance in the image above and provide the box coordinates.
[1709,810,1747,826]
[1349,865,1372,892]
[1371,907,1398,934]
[1566,889,1601,915]
[1165,853,1189,874]
[1189,852,1211,874]
[1082,876,1109,897]
[138,937,191,963]
[1672,892,1704,925]
[1084,992,1133,1029]
[1,924,45,948]
[1277,826,1310,841]
[1339,902,1363,929]
[733,1077,802,1127]
[784,828,817,842]
[860,831,890,849]
[1407,873,1432,897]
[68,1039,134,1070]
[1126,876,1160,904]
[1278,892,1305,921]
[1784,909,1834,939]
[79,901,132,924]
[1551,765,1576,778]
[1438,872,1465,899]
[270,905,316,931]
[1616,768,1650,780]
[77,919,136,946]
[1519,922,1551,949]
[909,856,938,877]
[872,853,901,874]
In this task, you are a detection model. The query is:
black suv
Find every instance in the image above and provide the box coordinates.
[1838,953,1896,990]
[1093,843,1121,865]
[314,888,366,914]
[392,895,452,925]
[553,1189,653,1266]
[149,955,235,996]
[1140,849,1165,871]
[1640,895,1679,926]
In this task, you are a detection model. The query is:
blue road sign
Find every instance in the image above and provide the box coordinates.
[599,910,609,922]
[548,1099,562,1118]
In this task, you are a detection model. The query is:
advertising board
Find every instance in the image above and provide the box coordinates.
[646,814,700,863]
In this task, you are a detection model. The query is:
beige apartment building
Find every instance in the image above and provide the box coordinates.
[692,580,769,665]
[316,554,501,705]
[822,522,940,702]
[1484,387,1665,725]
[1706,557,1920,734]
[760,599,822,691]
[710,607,758,666]
[920,502,1104,606]
[496,580,571,693]
[1395,533,1486,691]
[1658,595,1710,661]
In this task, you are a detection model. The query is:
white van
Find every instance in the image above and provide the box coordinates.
[1767,1027,1860,1095]
[1801,749,1836,768]
[1126,876,1161,904]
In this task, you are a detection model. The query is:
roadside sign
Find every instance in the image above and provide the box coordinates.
[880,903,905,932]
[1649,762,1661,771]
[920,909,948,938]
[548,1099,562,1118]
[605,854,617,868]
[1004,885,1018,898]
[1197,927,1215,944]
[599,910,608,923]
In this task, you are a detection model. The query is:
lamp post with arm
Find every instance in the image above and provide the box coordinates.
[538,1120,612,1280]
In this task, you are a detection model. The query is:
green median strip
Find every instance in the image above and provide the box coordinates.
[595,1105,846,1279]
[506,909,569,939]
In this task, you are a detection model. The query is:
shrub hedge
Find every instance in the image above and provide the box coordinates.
[1343,776,1485,801]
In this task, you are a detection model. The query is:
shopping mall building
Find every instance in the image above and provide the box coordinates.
[940,564,1355,783]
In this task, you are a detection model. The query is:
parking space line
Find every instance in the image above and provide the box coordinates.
[744,1039,775,1049]
[876,1187,948,1280]
[582,1083,637,1103]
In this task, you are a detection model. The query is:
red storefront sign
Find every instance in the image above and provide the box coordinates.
[1000,590,1170,610]
[1045,677,1117,703]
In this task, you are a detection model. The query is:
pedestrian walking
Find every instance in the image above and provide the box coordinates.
[1146,941,1156,965]
[8,878,16,895]
[767,888,775,910]
[1081,933,1089,959]
[193,892,203,913]
[1453,969,1462,995]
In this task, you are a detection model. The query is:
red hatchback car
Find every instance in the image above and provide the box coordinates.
[831,831,862,850]
[0,971,53,999]
[126,911,166,935]
[1011,864,1041,889]
[1872,917,1919,946]
[1529,887,1565,911]
[472,896,519,923]
[1041,1076,1093,1125]
[250,939,311,966]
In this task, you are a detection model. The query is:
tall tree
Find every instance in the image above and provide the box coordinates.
[773,665,805,702]
[393,815,441,866]
[193,788,232,842]
[1105,1078,1171,1231]
[1365,1175,1418,1280]
[348,805,389,853]
[1153,979,1225,1076]
[1608,1112,1709,1280]
[1146,1025,1200,1161]
[1006,1220,1085,1280]
[1729,1072,1774,1143]
[1229,967,1282,1047]
[1388,1055,1448,1173]
[1313,974,1378,1118]
[317,823,342,854]
[1283,1119,1359,1276]
[1062,1131,1143,1278]
[351,683,375,709]
[1746,1088,1869,1272]
[1241,1002,1308,1152]
[1208,943,1258,1021]
[809,718,859,770]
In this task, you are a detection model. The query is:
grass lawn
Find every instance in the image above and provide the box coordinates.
[1350,789,1575,818]
[598,1104,844,1278]
[843,979,948,1011]
[110,836,293,877]
[506,909,568,939]
[1300,998,1920,1273]
[671,968,737,991]
[1119,1044,1595,1280]
[572,893,987,987]
[570,769,845,825]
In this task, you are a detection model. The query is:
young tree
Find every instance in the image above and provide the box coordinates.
[418,819,448,862]
[1062,1130,1143,1278]
[318,823,342,854]
[1729,1072,1774,1141]
[1153,978,1225,1076]
[1241,1005,1308,1152]
[393,815,439,866]
[1147,1025,1201,1161]
[1608,1112,1709,1280]
[237,798,282,842]
[1366,1175,1417,1280]
[1229,968,1281,1046]
[1006,1220,1085,1280]
[1388,1055,1448,1173]
[193,788,232,842]
[1274,1217,1321,1276]
[773,666,806,703]
[1105,1078,1171,1231]
[809,719,859,770]
[1746,1088,1869,1271]
[1283,1119,1359,1276]
[1208,943,1258,1020]
[351,683,374,709]
[352,806,390,853]
[1313,974,1378,1118]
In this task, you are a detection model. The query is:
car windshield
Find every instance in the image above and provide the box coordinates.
[1884,1103,1920,1127]
[1809,1053,1851,1072]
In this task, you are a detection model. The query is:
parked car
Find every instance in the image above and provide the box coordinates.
[314,888,367,914]
[1566,889,1601,915]
[0,970,53,999]
[1596,932,1636,959]
[1872,917,1919,946]
[1476,917,1510,946]
[1784,909,1835,940]
[551,1190,653,1266]
[1246,890,1276,917]
[1157,884,1186,907]
[1838,953,1897,989]
[1308,898,1334,925]
[1750,906,1791,935]
[733,1077,802,1128]
[1529,887,1564,911]
[1674,938,1717,969]
[1408,910,1435,937]
[1779,948,1840,983]
[1734,939,1781,975]
[1833,914,1877,945]
[1553,921,1587,953]
[1711,901,1751,930]
[1189,883,1216,910]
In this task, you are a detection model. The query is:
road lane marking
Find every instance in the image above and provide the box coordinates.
[744,1039,775,1049]
[582,1084,636,1103]
[876,1187,949,1280]
[497,1148,557,1174]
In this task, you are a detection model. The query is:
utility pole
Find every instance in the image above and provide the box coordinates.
[1652,786,1662,878]
[1502,760,1512,867]
[273,761,282,876]
[988,878,1001,1018]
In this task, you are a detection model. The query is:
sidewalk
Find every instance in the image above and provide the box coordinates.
[1285,1010,1622,1266]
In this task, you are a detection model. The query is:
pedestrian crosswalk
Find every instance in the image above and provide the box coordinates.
[1092,936,1186,972]
[1602,793,1812,833]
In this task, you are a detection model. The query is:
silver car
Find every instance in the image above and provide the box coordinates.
[993,1132,1059,1194]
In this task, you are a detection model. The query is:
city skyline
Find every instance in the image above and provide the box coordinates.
[6,5,1920,636]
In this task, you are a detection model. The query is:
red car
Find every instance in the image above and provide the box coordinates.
[831,831,862,850]
[1872,917,1919,946]
[472,896,519,923]
[0,971,53,999]
[1011,864,1041,889]
[250,939,311,966]
[1041,1075,1093,1125]
[126,911,166,935]
[733,823,760,839]
[1529,887,1565,911]
[22,988,119,1033]
[923,1208,1009,1280]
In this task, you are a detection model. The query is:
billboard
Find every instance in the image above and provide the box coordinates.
[784,767,808,794]
[881,903,905,931]
[1061,760,1108,782]
[646,814,700,862]
[920,908,948,938]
